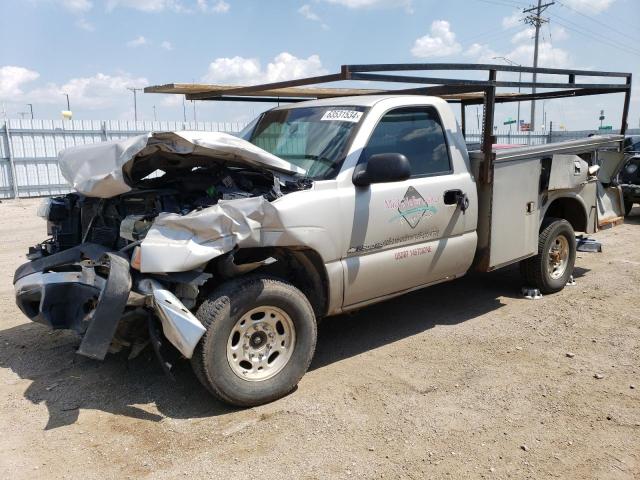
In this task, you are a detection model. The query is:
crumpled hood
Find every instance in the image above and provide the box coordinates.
[58,130,306,198]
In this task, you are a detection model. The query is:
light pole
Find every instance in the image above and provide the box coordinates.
[63,93,70,111]
[127,87,143,122]
[153,105,157,122]
[493,56,521,132]
[27,104,33,120]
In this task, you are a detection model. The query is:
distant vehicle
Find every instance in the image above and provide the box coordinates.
[620,135,640,215]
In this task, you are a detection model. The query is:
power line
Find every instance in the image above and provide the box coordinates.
[458,21,522,45]
[551,14,640,57]
[556,0,640,42]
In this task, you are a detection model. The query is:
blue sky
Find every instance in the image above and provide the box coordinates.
[1,0,638,130]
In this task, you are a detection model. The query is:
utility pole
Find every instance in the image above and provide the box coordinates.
[523,0,554,136]
[182,95,187,122]
[27,104,34,120]
[127,87,143,122]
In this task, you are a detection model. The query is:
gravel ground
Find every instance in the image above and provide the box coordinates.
[0,198,638,479]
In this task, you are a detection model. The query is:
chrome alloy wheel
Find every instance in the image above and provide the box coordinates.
[548,234,570,280]
[226,306,296,381]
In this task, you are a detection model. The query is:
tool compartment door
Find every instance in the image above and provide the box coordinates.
[488,157,541,269]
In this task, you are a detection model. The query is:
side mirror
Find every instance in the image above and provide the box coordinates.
[352,153,411,187]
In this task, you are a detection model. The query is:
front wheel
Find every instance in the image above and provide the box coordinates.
[520,218,576,294]
[191,276,317,407]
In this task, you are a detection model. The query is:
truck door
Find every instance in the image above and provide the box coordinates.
[342,106,477,307]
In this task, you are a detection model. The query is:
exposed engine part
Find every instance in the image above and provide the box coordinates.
[33,164,308,258]
[120,215,153,241]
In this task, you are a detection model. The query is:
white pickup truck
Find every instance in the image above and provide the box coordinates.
[14,64,631,406]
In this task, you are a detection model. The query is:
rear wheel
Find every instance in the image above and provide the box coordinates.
[520,218,576,294]
[191,275,317,407]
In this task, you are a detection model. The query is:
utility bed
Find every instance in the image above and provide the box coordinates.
[469,135,626,271]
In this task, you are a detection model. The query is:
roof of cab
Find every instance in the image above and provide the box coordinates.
[271,94,444,110]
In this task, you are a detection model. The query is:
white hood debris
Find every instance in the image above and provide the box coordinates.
[58,130,306,198]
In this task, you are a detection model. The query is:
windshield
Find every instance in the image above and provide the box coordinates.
[247,106,367,179]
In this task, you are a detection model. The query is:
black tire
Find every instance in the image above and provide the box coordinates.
[520,218,576,295]
[191,275,317,407]
[624,200,633,216]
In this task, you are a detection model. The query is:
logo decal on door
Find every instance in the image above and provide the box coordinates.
[388,186,438,229]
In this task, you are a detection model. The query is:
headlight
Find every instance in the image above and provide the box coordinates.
[626,163,638,174]
[36,198,52,220]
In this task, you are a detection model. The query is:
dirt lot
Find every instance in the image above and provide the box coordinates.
[0,198,638,479]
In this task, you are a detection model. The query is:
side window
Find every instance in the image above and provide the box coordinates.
[364,107,451,176]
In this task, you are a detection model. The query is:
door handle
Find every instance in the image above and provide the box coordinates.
[444,189,469,213]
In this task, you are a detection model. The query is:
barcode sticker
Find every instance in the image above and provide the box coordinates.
[320,110,363,123]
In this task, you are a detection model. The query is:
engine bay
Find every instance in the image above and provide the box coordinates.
[33,164,310,258]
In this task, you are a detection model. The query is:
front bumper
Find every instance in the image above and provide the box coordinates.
[13,243,206,360]
[14,244,132,360]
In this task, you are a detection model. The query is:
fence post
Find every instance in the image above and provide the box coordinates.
[3,121,20,199]
[101,121,108,141]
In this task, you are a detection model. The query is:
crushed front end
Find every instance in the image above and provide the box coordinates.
[13,130,307,364]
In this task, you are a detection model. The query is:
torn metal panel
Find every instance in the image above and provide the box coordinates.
[58,131,305,198]
[140,196,281,273]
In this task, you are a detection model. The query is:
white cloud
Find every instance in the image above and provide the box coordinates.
[30,73,149,110]
[61,0,93,13]
[561,0,615,14]
[127,35,149,47]
[161,95,184,107]
[549,25,569,42]
[197,0,230,13]
[160,40,173,50]
[298,4,329,29]
[106,0,229,13]
[75,17,95,31]
[322,0,413,13]
[507,42,571,68]
[0,66,40,99]
[299,4,320,21]
[411,20,461,58]
[466,40,571,69]
[0,68,148,111]
[464,43,498,63]
[106,0,186,12]
[203,52,327,85]
[511,28,534,44]
[502,11,522,29]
